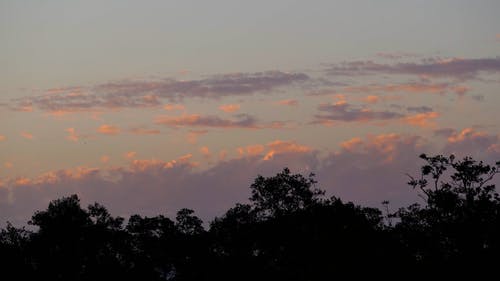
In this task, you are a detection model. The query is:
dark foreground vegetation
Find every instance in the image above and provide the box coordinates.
[1,154,500,280]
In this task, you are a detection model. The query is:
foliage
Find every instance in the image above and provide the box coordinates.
[1,156,499,279]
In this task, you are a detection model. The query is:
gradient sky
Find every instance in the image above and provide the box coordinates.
[1,0,500,225]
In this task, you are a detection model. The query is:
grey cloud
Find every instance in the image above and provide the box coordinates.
[10,71,309,113]
[406,106,433,113]
[325,57,500,80]
[314,102,404,123]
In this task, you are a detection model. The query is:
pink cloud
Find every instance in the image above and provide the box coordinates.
[218,104,241,113]
[275,99,299,106]
[164,104,186,111]
[237,140,312,161]
[2,131,498,227]
[20,132,34,140]
[186,130,208,144]
[98,124,121,135]
[100,155,110,164]
[402,112,439,128]
[237,144,265,157]
[199,146,212,159]
[128,127,161,135]
[66,128,79,142]
[263,140,312,160]
[124,151,137,160]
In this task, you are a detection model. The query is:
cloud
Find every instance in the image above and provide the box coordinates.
[4,162,13,169]
[406,106,434,113]
[263,140,312,160]
[402,112,439,128]
[344,82,450,94]
[199,146,212,159]
[98,124,121,135]
[124,151,137,160]
[308,82,469,98]
[128,127,161,135]
[164,104,186,111]
[325,57,500,80]
[2,132,498,227]
[236,140,312,161]
[361,95,380,104]
[237,144,266,157]
[155,113,286,130]
[20,132,34,140]
[218,104,241,113]
[275,99,299,106]
[186,130,208,144]
[100,155,110,164]
[375,52,419,60]
[0,135,5,142]
[66,128,79,142]
[313,101,404,124]
[11,71,309,113]
[441,128,500,162]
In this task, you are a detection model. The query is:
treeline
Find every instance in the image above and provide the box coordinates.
[1,154,500,280]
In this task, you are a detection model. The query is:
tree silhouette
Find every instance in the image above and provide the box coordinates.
[1,154,500,279]
[249,167,325,218]
[396,154,500,269]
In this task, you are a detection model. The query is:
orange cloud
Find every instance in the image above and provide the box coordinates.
[186,130,208,144]
[98,124,121,135]
[4,162,13,169]
[362,95,380,104]
[264,140,312,160]
[15,177,32,186]
[447,128,487,143]
[100,155,110,164]
[66,128,79,142]
[339,133,420,163]
[340,137,363,151]
[164,104,186,111]
[237,140,312,160]
[359,95,400,104]
[0,135,5,141]
[199,146,212,159]
[129,127,161,135]
[130,154,198,171]
[218,150,228,161]
[125,151,137,159]
[276,99,299,106]
[21,132,34,140]
[237,144,265,157]
[219,104,241,113]
[402,112,439,128]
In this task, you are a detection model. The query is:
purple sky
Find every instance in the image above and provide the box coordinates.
[1,1,500,225]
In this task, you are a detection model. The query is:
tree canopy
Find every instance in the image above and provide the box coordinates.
[1,155,500,280]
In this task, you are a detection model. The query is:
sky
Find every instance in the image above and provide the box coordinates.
[1,0,500,225]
